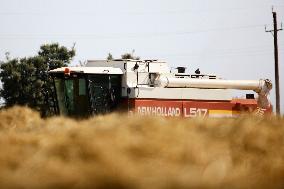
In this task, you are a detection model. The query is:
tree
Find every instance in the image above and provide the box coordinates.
[107,50,140,60]
[121,50,140,60]
[107,53,113,60]
[0,43,75,116]
[38,43,75,70]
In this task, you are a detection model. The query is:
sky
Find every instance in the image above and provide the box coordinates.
[0,0,283,113]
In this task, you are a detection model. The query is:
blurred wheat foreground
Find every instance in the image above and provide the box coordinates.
[0,107,284,189]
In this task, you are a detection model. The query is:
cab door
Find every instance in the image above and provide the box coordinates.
[54,76,89,117]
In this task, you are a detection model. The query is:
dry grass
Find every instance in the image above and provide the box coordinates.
[0,106,284,189]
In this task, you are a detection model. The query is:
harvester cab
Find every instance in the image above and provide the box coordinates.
[49,59,273,118]
[50,65,122,117]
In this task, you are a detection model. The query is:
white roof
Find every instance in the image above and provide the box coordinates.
[49,67,123,75]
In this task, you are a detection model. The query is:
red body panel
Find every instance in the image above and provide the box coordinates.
[122,99,272,118]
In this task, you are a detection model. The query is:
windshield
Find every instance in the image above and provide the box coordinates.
[52,74,122,118]
[54,77,90,117]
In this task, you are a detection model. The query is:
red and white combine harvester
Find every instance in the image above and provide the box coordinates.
[49,59,272,118]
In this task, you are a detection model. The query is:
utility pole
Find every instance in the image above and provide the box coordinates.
[266,10,283,116]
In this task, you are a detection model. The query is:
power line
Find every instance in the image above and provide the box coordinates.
[157,49,284,59]
[0,5,283,16]
[0,25,265,39]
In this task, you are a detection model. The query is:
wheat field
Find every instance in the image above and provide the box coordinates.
[0,106,284,189]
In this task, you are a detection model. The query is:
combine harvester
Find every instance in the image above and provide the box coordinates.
[49,59,272,118]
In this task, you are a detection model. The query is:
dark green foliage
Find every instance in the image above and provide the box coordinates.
[107,50,140,60]
[107,53,113,61]
[0,43,75,116]
[121,52,140,60]
[38,43,75,70]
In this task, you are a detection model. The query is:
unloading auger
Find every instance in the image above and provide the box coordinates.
[156,75,272,109]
